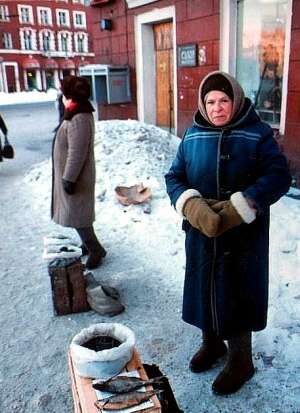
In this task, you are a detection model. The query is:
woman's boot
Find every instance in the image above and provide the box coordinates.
[189,331,227,373]
[212,331,255,395]
[76,227,107,269]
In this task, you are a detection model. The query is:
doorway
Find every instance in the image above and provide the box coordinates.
[5,65,17,92]
[154,22,174,131]
[135,6,177,134]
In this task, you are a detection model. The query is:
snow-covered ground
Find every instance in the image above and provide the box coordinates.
[22,119,300,412]
[0,89,57,106]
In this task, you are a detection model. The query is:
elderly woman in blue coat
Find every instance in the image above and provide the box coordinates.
[165,71,291,395]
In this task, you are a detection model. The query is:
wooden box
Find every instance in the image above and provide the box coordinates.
[48,258,90,316]
[68,349,162,413]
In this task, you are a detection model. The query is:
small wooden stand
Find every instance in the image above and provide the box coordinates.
[68,349,162,413]
[48,258,90,315]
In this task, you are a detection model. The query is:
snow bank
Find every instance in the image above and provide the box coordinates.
[0,88,57,106]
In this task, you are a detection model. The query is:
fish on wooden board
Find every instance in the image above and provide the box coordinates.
[94,389,163,411]
[92,374,165,394]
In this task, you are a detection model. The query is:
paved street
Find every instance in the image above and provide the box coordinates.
[0,101,57,177]
[0,102,72,413]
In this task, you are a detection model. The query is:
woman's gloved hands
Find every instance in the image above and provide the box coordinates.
[62,179,75,195]
[210,200,243,236]
[183,197,221,237]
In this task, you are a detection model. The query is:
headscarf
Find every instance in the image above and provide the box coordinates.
[198,71,245,127]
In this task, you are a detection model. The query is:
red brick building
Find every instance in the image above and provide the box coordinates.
[89,0,300,184]
[0,0,94,92]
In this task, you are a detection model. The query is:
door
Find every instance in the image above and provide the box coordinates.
[5,65,17,92]
[154,22,174,131]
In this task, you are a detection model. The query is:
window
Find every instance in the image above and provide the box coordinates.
[76,13,82,25]
[18,5,33,24]
[61,34,68,51]
[77,37,84,52]
[2,33,12,49]
[73,11,86,28]
[38,7,52,25]
[42,32,51,51]
[24,32,33,50]
[0,5,9,22]
[75,33,87,52]
[235,0,288,126]
[221,0,291,130]
[56,9,70,26]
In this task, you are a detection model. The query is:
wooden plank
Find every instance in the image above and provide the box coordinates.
[68,349,161,413]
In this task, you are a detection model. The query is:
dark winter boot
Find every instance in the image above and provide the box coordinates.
[76,227,107,270]
[212,331,255,395]
[189,331,227,373]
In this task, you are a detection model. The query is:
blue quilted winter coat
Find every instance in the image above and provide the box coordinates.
[165,99,291,339]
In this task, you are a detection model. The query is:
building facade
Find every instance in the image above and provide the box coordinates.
[90,0,300,184]
[0,0,94,92]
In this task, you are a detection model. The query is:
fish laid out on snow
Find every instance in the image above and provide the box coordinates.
[92,374,165,393]
[94,389,163,411]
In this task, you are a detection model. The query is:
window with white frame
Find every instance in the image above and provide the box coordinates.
[56,9,70,26]
[24,31,33,50]
[2,33,13,49]
[18,5,34,24]
[221,0,291,129]
[75,32,88,52]
[42,32,51,51]
[20,28,37,50]
[39,30,55,52]
[0,5,9,21]
[58,31,72,53]
[37,7,52,26]
[73,11,86,28]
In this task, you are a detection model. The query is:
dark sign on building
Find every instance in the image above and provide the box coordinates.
[178,44,197,67]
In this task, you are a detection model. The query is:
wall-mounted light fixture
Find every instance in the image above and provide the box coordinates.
[100,19,112,31]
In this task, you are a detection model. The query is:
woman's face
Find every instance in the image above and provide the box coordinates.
[205,90,233,126]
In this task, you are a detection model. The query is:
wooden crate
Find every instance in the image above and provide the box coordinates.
[68,349,162,413]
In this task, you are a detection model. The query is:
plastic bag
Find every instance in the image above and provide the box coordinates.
[70,323,135,379]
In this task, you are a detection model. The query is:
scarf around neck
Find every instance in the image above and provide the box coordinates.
[63,99,95,121]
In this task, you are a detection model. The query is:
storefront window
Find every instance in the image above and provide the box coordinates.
[236,0,288,126]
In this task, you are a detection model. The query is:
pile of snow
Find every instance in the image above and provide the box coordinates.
[0,88,57,106]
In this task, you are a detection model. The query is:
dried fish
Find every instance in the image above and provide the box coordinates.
[95,389,163,411]
[92,375,165,394]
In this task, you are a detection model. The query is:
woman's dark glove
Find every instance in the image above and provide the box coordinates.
[62,179,75,195]
[183,197,221,237]
[211,200,243,236]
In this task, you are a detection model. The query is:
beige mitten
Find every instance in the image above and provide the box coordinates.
[211,200,243,236]
[183,197,221,237]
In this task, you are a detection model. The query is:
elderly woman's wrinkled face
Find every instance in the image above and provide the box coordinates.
[205,90,233,126]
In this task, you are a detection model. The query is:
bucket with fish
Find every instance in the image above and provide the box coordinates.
[70,323,135,379]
